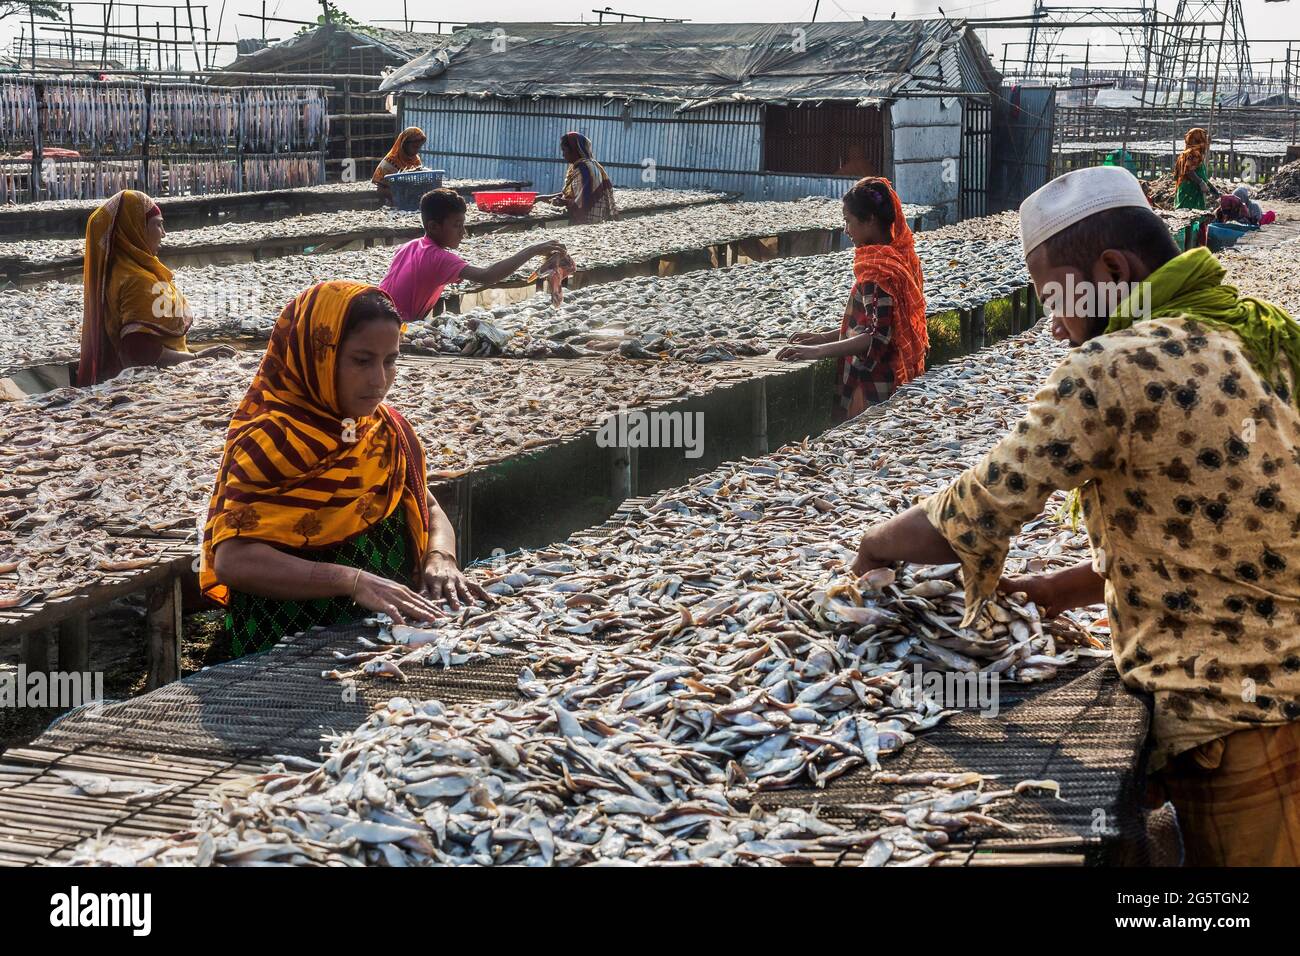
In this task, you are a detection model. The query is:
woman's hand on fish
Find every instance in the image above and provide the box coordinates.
[420,551,490,611]
[776,344,820,361]
[195,345,238,360]
[352,571,446,624]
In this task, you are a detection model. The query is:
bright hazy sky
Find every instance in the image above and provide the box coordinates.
[2,0,1297,72]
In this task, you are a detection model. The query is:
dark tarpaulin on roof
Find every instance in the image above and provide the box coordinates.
[378,20,976,109]
[220,24,441,75]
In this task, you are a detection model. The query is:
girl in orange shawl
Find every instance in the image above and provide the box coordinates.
[777,177,928,421]
[1174,127,1214,210]
[201,281,484,658]
[372,126,427,204]
[77,189,234,387]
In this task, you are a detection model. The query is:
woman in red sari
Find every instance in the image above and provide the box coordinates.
[777,177,928,421]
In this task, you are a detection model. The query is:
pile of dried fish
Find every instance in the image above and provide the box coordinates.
[0,189,729,267]
[0,354,770,601]
[68,681,1056,866]
[2,208,1029,374]
[1259,160,1300,201]
[67,324,1104,867]
[404,236,1030,361]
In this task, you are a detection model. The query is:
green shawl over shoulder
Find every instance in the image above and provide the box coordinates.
[1107,247,1300,392]
[1061,246,1300,525]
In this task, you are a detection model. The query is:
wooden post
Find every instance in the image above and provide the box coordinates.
[343,82,353,185]
[610,430,637,503]
[1010,286,1023,334]
[455,476,473,566]
[971,303,987,349]
[58,614,90,674]
[20,628,51,672]
[959,309,971,351]
[146,576,183,690]
[751,377,769,456]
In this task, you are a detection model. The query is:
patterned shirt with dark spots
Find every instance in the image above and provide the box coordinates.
[921,316,1300,771]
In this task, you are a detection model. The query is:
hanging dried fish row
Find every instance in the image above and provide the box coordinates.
[0,76,38,149]
[0,77,327,205]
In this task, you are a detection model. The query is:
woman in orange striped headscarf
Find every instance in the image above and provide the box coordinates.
[201,281,483,658]
[372,126,427,205]
[778,177,927,421]
[77,189,234,386]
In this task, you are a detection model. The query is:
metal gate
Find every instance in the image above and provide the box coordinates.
[989,84,1056,212]
[959,97,992,220]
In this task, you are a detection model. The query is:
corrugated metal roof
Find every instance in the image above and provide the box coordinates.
[381,20,1000,107]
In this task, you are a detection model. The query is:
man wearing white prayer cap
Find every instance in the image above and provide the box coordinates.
[845,165,1300,865]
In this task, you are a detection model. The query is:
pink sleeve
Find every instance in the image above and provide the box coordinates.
[435,250,468,284]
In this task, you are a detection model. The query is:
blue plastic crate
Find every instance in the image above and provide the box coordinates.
[384,169,446,211]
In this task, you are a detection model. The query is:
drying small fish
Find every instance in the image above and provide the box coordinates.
[0,188,727,275]
[529,251,577,307]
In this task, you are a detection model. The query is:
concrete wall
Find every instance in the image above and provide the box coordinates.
[889,97,962,224]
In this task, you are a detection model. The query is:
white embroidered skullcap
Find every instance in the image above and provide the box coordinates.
[1019,166,1150,256]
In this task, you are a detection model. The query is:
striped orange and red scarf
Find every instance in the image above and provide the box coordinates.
[199,281,430,604]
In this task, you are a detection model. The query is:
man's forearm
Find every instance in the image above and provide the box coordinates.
[851,504,959,575]
[1046,560,1105,608]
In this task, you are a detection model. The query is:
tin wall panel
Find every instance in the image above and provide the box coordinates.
[399,96,950,223]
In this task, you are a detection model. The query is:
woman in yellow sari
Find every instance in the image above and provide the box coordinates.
[76,189,234,387]
[372,126,427,205]
[201,281,484,658]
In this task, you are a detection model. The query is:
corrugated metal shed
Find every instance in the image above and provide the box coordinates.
[393,21,1000,221]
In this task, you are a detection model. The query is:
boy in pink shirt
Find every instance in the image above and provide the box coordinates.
[380,188,565,323]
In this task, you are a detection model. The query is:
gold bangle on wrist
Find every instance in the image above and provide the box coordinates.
[349,567,363,600]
